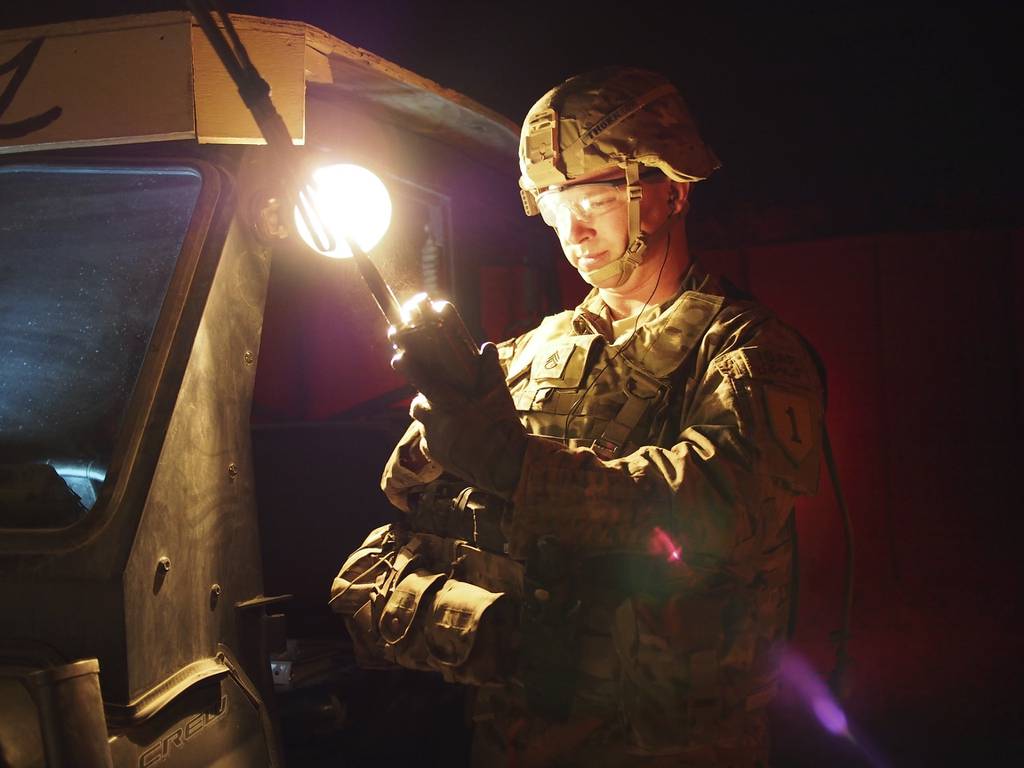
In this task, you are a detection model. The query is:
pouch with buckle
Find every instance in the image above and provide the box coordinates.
[378,569,447,671]
[329,524,394,616]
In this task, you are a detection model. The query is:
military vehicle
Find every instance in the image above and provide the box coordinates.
[0,10,554,766]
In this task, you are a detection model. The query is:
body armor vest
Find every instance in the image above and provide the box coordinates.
[502,290,725,461]
[494,288,775,733]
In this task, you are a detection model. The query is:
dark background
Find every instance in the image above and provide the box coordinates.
[5,0,1021,234]
[5,2,1021,766]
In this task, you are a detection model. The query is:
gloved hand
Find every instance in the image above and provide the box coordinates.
[393,341,527,498]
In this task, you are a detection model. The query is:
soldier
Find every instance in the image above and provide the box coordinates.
[381,67,824,766]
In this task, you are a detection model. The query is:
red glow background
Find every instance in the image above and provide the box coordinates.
[252,216,1022,765]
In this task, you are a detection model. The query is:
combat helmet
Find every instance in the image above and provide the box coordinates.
[519,67,720,286]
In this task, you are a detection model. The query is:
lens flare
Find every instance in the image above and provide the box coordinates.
[811,694,849,736]
[779,651,850,737]
[294,163,392,259]
[650,526,683,563]
[777,650,889,767]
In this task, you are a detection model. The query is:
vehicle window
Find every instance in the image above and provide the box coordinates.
[0,165,203,528]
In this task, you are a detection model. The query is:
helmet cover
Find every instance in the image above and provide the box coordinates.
[519,67,720,212]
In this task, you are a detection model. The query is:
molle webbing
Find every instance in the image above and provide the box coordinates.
[592,290,724,459]
[506,290,725,458]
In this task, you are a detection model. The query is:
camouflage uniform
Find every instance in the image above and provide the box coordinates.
[382,265,823,766]
[376,65,824,766]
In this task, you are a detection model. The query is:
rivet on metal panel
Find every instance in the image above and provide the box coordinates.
[243,350,255,366]
[153,557,172,594]
[227,462,239,480]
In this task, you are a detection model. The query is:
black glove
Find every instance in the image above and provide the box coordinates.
[394,341,526,498]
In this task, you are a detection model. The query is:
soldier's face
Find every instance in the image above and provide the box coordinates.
[543,169,680,294]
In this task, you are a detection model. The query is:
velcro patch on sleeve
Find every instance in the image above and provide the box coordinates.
[714,347,816,391]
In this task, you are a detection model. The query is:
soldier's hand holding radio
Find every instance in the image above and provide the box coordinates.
[389,294,527,499]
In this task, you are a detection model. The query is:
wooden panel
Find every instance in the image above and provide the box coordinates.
[305,22,518,171]
[1016,229,1024,421]
[738,229,1023,734]
[745,239,885,681]
[872,230,1021,702]
[0,13,194,154]
[191,17,305,145]
[696,248,749,293]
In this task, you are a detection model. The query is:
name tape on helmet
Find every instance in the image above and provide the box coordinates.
[573,83,677,151]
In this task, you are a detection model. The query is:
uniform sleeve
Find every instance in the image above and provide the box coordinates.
[380,421,444,512]
[507,313,824,562]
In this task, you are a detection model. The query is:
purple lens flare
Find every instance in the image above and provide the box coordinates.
[812,695,849,736]
[778,649,888,768]
[779,650,851,736]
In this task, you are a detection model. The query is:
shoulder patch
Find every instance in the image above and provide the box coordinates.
[714,346,816,391]
[763,385,816,465]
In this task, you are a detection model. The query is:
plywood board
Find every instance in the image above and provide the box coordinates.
[191,16,305,145]
[0,13,195,154]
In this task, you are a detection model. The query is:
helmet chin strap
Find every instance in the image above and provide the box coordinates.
[584,161,676,287]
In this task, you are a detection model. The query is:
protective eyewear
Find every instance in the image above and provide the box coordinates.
[535,180,629,228]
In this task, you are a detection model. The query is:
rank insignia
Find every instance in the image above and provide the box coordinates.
[531,339,577,381]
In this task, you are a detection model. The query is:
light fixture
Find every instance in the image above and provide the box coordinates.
[293,163,392,259]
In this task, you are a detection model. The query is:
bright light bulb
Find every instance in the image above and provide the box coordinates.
[294,163,392,259]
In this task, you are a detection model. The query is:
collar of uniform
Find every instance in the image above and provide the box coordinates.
[572,294,614,339]
[570,261,714,339]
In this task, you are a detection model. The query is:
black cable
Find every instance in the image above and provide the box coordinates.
[186,0,334,253]
[187,1,245,81]
[823,426,855,699]
[210,0,255,72]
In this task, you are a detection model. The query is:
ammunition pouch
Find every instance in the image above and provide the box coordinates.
[331,522,522,685]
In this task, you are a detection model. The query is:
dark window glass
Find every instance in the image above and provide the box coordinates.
[0,166,203,528]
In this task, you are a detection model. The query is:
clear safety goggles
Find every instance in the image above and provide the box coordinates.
[535,170,666,228]
[535,180,629,228]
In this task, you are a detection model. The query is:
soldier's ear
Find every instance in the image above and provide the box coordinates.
[667,182,690,217]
